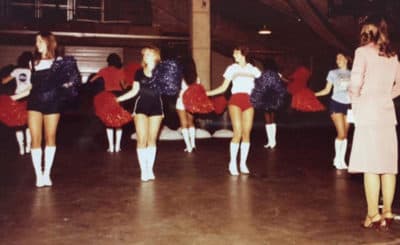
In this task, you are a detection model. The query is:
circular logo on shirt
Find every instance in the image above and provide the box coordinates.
[18,74,27,82]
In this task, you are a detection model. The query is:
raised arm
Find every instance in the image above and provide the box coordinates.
[349,48,366,98]
[116,81,140,102]
[206,79,231,97]
[315,82,333,97]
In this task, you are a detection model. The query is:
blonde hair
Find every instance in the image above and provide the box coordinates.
[141,45,161,68]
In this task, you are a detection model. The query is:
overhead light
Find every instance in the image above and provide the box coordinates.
[258,25,272,35]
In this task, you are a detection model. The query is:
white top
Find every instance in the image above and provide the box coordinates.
[223,63,261,94]
[11,68,31,94]
[34,57,61,71]
[326,68,351,104]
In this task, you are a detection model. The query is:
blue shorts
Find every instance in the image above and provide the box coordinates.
[329,99,350,114]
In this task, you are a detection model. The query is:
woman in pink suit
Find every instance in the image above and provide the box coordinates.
[348,16,400,229]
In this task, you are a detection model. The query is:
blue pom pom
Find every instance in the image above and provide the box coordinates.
[149,59,182,96]
[250,70,287,110]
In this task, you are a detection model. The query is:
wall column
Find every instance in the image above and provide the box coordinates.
[191,0,211,89]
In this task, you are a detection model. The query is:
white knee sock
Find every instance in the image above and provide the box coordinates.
[137,148,148,181]
[189,127,196,149]
[15,130,24,155]
[115,128,122,152]
[340,139,348,167]
[43,146,56,186]
[31,148,43,187]
[264,124,277,148]
[181,128,192,152]
[240,142,250,174]
[25,128,31,153]
[333,139,342,168]
[229,142,239,175]
[146,146,156,180]
[106,128,114,152]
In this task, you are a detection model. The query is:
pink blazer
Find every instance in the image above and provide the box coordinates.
[349,43,400,126]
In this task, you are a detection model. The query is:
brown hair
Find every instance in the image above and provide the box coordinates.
[35,31,57,60]
[359,16,396,57]
[233,45,250,57]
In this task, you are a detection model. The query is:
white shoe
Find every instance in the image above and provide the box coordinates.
[114,147,121,152]
[229,162,239,176]
[184,147,193,153]
[337,161,348,170]
[240,164,250,174]
[107,147,114,153]
[19,148,25,155]
[264,142,276,149]
[141,171,149,182]
[25,146,31,154]
[36,176,45,187]
[42,174,52,186]
[148,170,155,180]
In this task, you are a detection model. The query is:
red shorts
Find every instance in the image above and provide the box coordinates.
[229,93,253,111]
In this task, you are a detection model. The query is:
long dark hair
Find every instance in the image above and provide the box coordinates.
[359,15,396,57]
[182,57,198,85]
[17,51,33,69]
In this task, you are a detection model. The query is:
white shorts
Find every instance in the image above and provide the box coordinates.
[176,96,185,110]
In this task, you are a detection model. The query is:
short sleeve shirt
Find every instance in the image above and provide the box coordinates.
[11,68,31,94]
[326,68,351,104]
[223,63,261,94]
[98,66,124,92]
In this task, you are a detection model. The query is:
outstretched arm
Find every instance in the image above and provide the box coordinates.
[206,79,231,97]
[116,81,140,102]
[1,75,14,84]
[315,82,333,97]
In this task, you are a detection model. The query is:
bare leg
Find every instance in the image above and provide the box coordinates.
[228,105,242,175]
[381,174,396,218]
[363,173,382,226]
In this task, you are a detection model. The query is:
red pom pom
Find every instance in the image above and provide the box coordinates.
[211,95,228,114]
[182,84,214,114]
[291,88,325,112]
[0,95,27,127]
[93,92,132,127]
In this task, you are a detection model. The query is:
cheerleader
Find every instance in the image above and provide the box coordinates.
[176,57,199,153]
[90,53,126,153]
[27,31,80,187]
[315,53,351,170]
[260,58,286,149]
[2,51,33,155]
[207,46,261,175]
[117,46,163,182]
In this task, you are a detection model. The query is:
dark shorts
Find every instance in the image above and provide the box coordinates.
[133,94,164,117]
[27,93,60,115]
[229,93,253,111]
[329,99,350,114]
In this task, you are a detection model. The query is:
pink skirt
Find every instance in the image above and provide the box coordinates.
[348,125,398,174]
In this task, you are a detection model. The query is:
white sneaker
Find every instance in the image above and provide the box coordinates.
[36,176,45,187]
[19,148,25,155]
[42,174,52,186]
[184,147,193,153]
[229,162,239,176]
[107,147,114,153]
[264,142,276,149]
[240,164,250,174]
